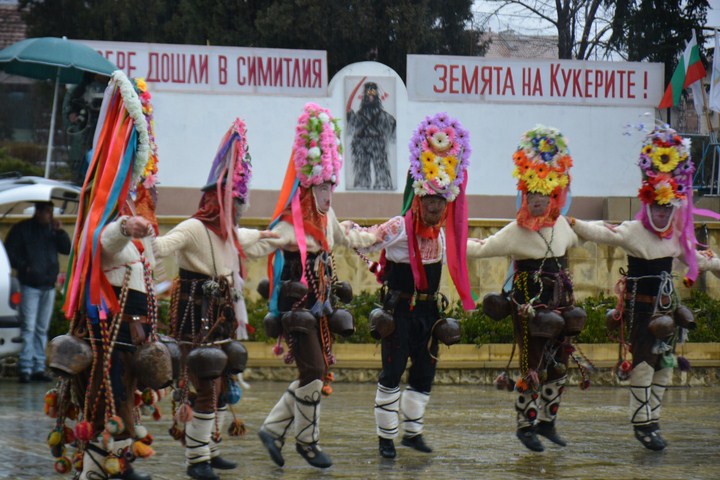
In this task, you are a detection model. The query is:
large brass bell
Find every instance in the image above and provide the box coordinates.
[482,293,511,321]
[605,309,621,331]
[332,281,354,304]
[263,312,282,338]
[673,305,696,330]
[433,317,461,346]
[187,347,228,380]
[223,340,248,374]
[133,341,173,389]
[561,306,587,336]
[256,279,270,300]
[328,308,355,337]
[45,334,92,377]
[528,309,565,338]
[648,314,675,339]
[278,281,308,311]
[158,335,181,380]
[281,309,317,334]
[369,308,395,340]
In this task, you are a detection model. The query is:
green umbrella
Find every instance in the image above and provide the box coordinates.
[0,37,117,177]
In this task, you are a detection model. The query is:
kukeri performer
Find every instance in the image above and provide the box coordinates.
[349,113,475,459]
[47,72,164,480]
[567,125,720,451]
[246,103,376,469]
[146,119,271,480]
[467,125,590,452]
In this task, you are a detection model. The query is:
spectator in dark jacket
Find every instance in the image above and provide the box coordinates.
[4,202,71,383]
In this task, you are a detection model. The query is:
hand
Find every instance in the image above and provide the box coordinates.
[123,216,153,238]
[468,237,483,244]
[259,230,280,239]
[699,249,715,259]
[603,223,618,232]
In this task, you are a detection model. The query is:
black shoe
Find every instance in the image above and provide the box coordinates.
[536,421,567,447]
[31,371,54,382]
[379,437,396,459]
[516,426,544,452]
[634,424,666,451]
[401,434,433,453]
[186,461,219,480]
[18,373,30,384]
[210,456,237,470]
[296,442,333,469]
[111,467,152,480]
[258,429,285,467]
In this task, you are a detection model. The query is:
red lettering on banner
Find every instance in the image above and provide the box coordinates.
[236,57,246,85]
[283,58,292,86]
[147,52,159,82]
[449,65,460,94]
[258,57,271,85]
[433,65,447,93]
[550,64,560,96]
[605,71,615,98]
[127,52,136,77]
[218,55,227,85]
[312,59,322,88]
[462,66,478,93]
[188,54,208,84]
[502,68,515,95]
[292,59,301,87]
[627,70,635,99]
[594,70,603,98]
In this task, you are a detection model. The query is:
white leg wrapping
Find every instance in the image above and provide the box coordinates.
[537,376,567,423]
[261,380,299,441]
[185,410,215,465]
[374,384,400,439]
[400,388,429,438]
[650,368,673,423]
[79,442,106,480]
[294,380,323,445]
[515,392,539,429]
[210,405,228,458]
[630,361,655,426]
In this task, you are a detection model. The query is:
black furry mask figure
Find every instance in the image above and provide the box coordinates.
[347,82,397,190]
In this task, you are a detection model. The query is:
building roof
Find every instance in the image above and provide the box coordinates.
[0,3,26,50]
[482,29,558,59]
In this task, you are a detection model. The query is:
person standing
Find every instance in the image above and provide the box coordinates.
[568,126,715,451]
[466,125,584,453]
[5,201,70,383]
[152,119,268,480]
[351,113,474,459]
[249,103,377,469]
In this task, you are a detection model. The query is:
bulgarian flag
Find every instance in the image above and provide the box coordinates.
[658,30,706,109]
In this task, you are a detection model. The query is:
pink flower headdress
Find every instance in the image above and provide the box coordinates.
[292,103,343,188]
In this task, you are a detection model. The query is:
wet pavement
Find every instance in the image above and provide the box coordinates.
[0,379,718,480]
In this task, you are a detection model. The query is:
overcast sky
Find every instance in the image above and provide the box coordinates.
[473,1,720,49]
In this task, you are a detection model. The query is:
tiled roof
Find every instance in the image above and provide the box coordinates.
[0,4,27,49]
[482,29,558,59]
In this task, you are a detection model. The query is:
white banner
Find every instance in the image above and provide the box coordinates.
[407,55,664,107]
[80,40,328,96]
[709,30,720,113]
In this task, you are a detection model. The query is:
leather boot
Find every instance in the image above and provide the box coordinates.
[294,380,332,468]
[185,411,216,476]
[378,437,396,459]
[536,376,567,446]
[209,406,236,470]
[258,380,299,467]
[400,388,432,453]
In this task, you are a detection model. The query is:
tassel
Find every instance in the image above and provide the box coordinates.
[168,424,185,442]
[54,456,72,474]
[152,405,162,421]
[72,450,83,471]
[132,440,155,458]
[50,443,65,458]
[175,404,192,424]
[494,372,513,391]
[105,416,125,436]
[74,421,94,442]
[63,426,75,445]
[228,419,246,437]
[66,403,79,421]
[47,429,63,447]
[140,433,154,446]
[104,456,121,476]
[677,356,691,372]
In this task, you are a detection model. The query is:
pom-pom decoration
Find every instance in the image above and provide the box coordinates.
[292,103,343,188]
[54,456,72,474]
[74,421,94,442]
[228,419,247,437]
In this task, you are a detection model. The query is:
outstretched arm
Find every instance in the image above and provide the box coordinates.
[567,217,628,248]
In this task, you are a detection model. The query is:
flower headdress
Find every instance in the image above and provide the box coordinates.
[293,103,343,188]
[266,103,344,315]
[637,126,693,207]
[408,112,470,202]
[512,125,572,195]
[401,113,474,311]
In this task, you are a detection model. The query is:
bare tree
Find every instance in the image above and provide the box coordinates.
[477,0,616,60]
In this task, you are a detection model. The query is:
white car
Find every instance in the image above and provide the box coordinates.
[0,174,80,359]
